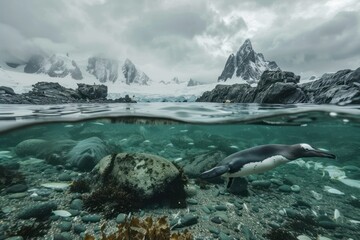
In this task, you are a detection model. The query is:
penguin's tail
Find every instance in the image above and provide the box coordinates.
[199,165,229,179]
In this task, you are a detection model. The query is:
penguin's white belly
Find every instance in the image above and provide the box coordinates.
[226,155,289,178]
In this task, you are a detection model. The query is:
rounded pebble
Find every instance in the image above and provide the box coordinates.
[58,173,72,181]
[186,198,198,205]
[73,224,86,234]
[17,202,57,220]
[291,185,301,192]
[278,185,292,192]
[251,180,271,188]
[116,213,127,224]
[211,216,222,224]
[58,221,72,232]
[70,199,83,211]
[81,214,101,223]
[6,184,28,193]
[215,205,227,211]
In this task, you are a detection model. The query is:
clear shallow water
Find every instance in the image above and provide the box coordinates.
[0,103,360,239]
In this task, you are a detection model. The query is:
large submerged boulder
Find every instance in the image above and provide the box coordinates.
[66,137,109,171]
[95,153,181,198]
[83,152,187,217]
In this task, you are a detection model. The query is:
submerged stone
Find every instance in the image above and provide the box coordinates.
[17,202,57,219]
[116,213,127,224]
[81,214,101,223]
[6,184,28,193]
[14,139,48,157]
[95,153,181,198]
[67,137,109,171]
[278,185,292,192]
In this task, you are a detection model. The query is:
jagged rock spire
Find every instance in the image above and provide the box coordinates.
[218,39,280,83]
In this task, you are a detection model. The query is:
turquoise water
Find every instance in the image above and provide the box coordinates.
[0,103,360,240]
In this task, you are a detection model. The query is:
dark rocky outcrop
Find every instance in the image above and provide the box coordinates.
[0,86,15,95]
[197,67,360,104]
[301,68,360,104]
[77,83,107,100]
[0,82,136,104]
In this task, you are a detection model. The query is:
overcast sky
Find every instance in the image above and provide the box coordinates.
[0,0,359,82]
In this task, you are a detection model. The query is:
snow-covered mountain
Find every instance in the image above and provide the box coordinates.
[0,56,215,102]
[87,57,118,83]
[122,59,151,85]
[160,77,181,85]
[20,54,152,85]
[24,54,83,80]
[218,39,280,83]
[187,78,202,87]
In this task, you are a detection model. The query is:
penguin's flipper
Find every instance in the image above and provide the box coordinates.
[199,165,229,179]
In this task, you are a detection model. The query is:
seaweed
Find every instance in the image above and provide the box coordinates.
[6,220,50,240]
[84,216,193,240]
[83,182,143,218]
[0,165,25,189]
[265,217,319,240]
[265,228,297,240]
[69,178,91,193]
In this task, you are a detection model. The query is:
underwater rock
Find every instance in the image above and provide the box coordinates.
[251,180,271,189]
[180,151,227,178]
[95,153,181,198]
[228,177,249,195]
[14,139,48,157]
[17,202,57,220]
[6,184,28,193]
[171,214,198,228]
[66,137,109,171]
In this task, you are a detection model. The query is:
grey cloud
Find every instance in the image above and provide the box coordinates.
[259,11,360,75]
[0,0,81,41]
[124,8,208,45]
[0,0,359,82]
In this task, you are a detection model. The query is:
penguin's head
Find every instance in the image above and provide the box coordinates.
[294,143,336,159]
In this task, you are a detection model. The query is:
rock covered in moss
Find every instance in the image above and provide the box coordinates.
[95,153,181,198]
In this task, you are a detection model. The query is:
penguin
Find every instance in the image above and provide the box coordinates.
[200,143,336,188]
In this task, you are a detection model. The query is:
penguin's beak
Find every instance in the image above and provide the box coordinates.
[310,149,336,159]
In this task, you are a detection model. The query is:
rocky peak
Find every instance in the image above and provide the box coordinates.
[122,59,151,85]
[187,79,201,87]
[236,38,256,62]
[218,39,280,83]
